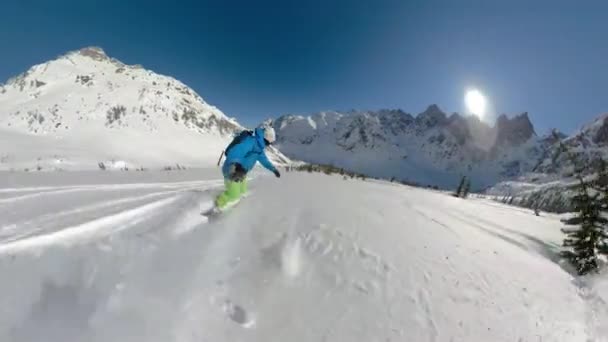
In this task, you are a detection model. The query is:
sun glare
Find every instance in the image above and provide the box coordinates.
[465,89,487,118]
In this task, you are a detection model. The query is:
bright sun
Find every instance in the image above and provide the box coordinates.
[465,89,487,118]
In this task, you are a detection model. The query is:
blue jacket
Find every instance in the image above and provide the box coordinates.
[222,127,277,178]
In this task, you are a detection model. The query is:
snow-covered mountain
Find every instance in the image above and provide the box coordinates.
[484,113,608,211]
[0,47,288,170]
[273,105,543,189]
[532,113,608,177]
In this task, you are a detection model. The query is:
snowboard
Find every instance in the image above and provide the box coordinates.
[202,193,250,219]
[201,206,222,219]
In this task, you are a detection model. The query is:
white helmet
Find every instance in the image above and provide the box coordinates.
[263,126,276,144]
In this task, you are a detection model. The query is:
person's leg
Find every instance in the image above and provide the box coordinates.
[215,179,241,208]
[239,177,248,195]
[231,163,247,196]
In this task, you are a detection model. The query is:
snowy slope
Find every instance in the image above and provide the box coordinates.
[0,171,605,341]
[0,47,289,170]
[272,106,543,189]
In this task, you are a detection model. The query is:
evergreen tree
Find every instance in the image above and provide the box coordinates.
[591,159,608,208]
[520,195,528,206]
[557,136,608,274]
[454,176,466,197]
[591,159,608,258]
[561,175,608,275]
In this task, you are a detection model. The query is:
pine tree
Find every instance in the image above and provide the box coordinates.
[590,159,608,258]
[454,176,466,197]
[557,136,608,274]
[591,159,608,207]
[519,195,526,206]
[561,175,608,275]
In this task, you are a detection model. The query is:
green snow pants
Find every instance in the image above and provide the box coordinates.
[215,178,248,209]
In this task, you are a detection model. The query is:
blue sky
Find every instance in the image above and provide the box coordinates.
[1,0,607,133]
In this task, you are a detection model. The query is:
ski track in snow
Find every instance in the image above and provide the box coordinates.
[0,172,605,342]
[0,187,198,242]
[0,195,180,254]
[0,178,222,253]
[0,180,222,203]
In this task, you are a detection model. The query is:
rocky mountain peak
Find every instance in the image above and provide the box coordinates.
[377,109,408,116]
[420,104,445,117]
[76,46,109,61]
[495,112,536,146]
[416,104,447,128]
[591,115,608,145]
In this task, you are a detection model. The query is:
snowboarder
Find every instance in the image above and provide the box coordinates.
[215,125,280,209]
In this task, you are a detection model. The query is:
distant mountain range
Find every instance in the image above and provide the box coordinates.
[272,106,540,189]
[272,105,608,192]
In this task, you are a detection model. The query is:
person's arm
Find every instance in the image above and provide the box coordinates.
[258,151,280,177]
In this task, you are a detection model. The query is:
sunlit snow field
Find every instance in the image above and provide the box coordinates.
[0,170,606,341]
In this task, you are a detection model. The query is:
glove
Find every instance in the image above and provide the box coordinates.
[228,163,247,181]
[273,169,281,178]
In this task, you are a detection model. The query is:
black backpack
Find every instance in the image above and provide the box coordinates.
[224,130,253,156]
